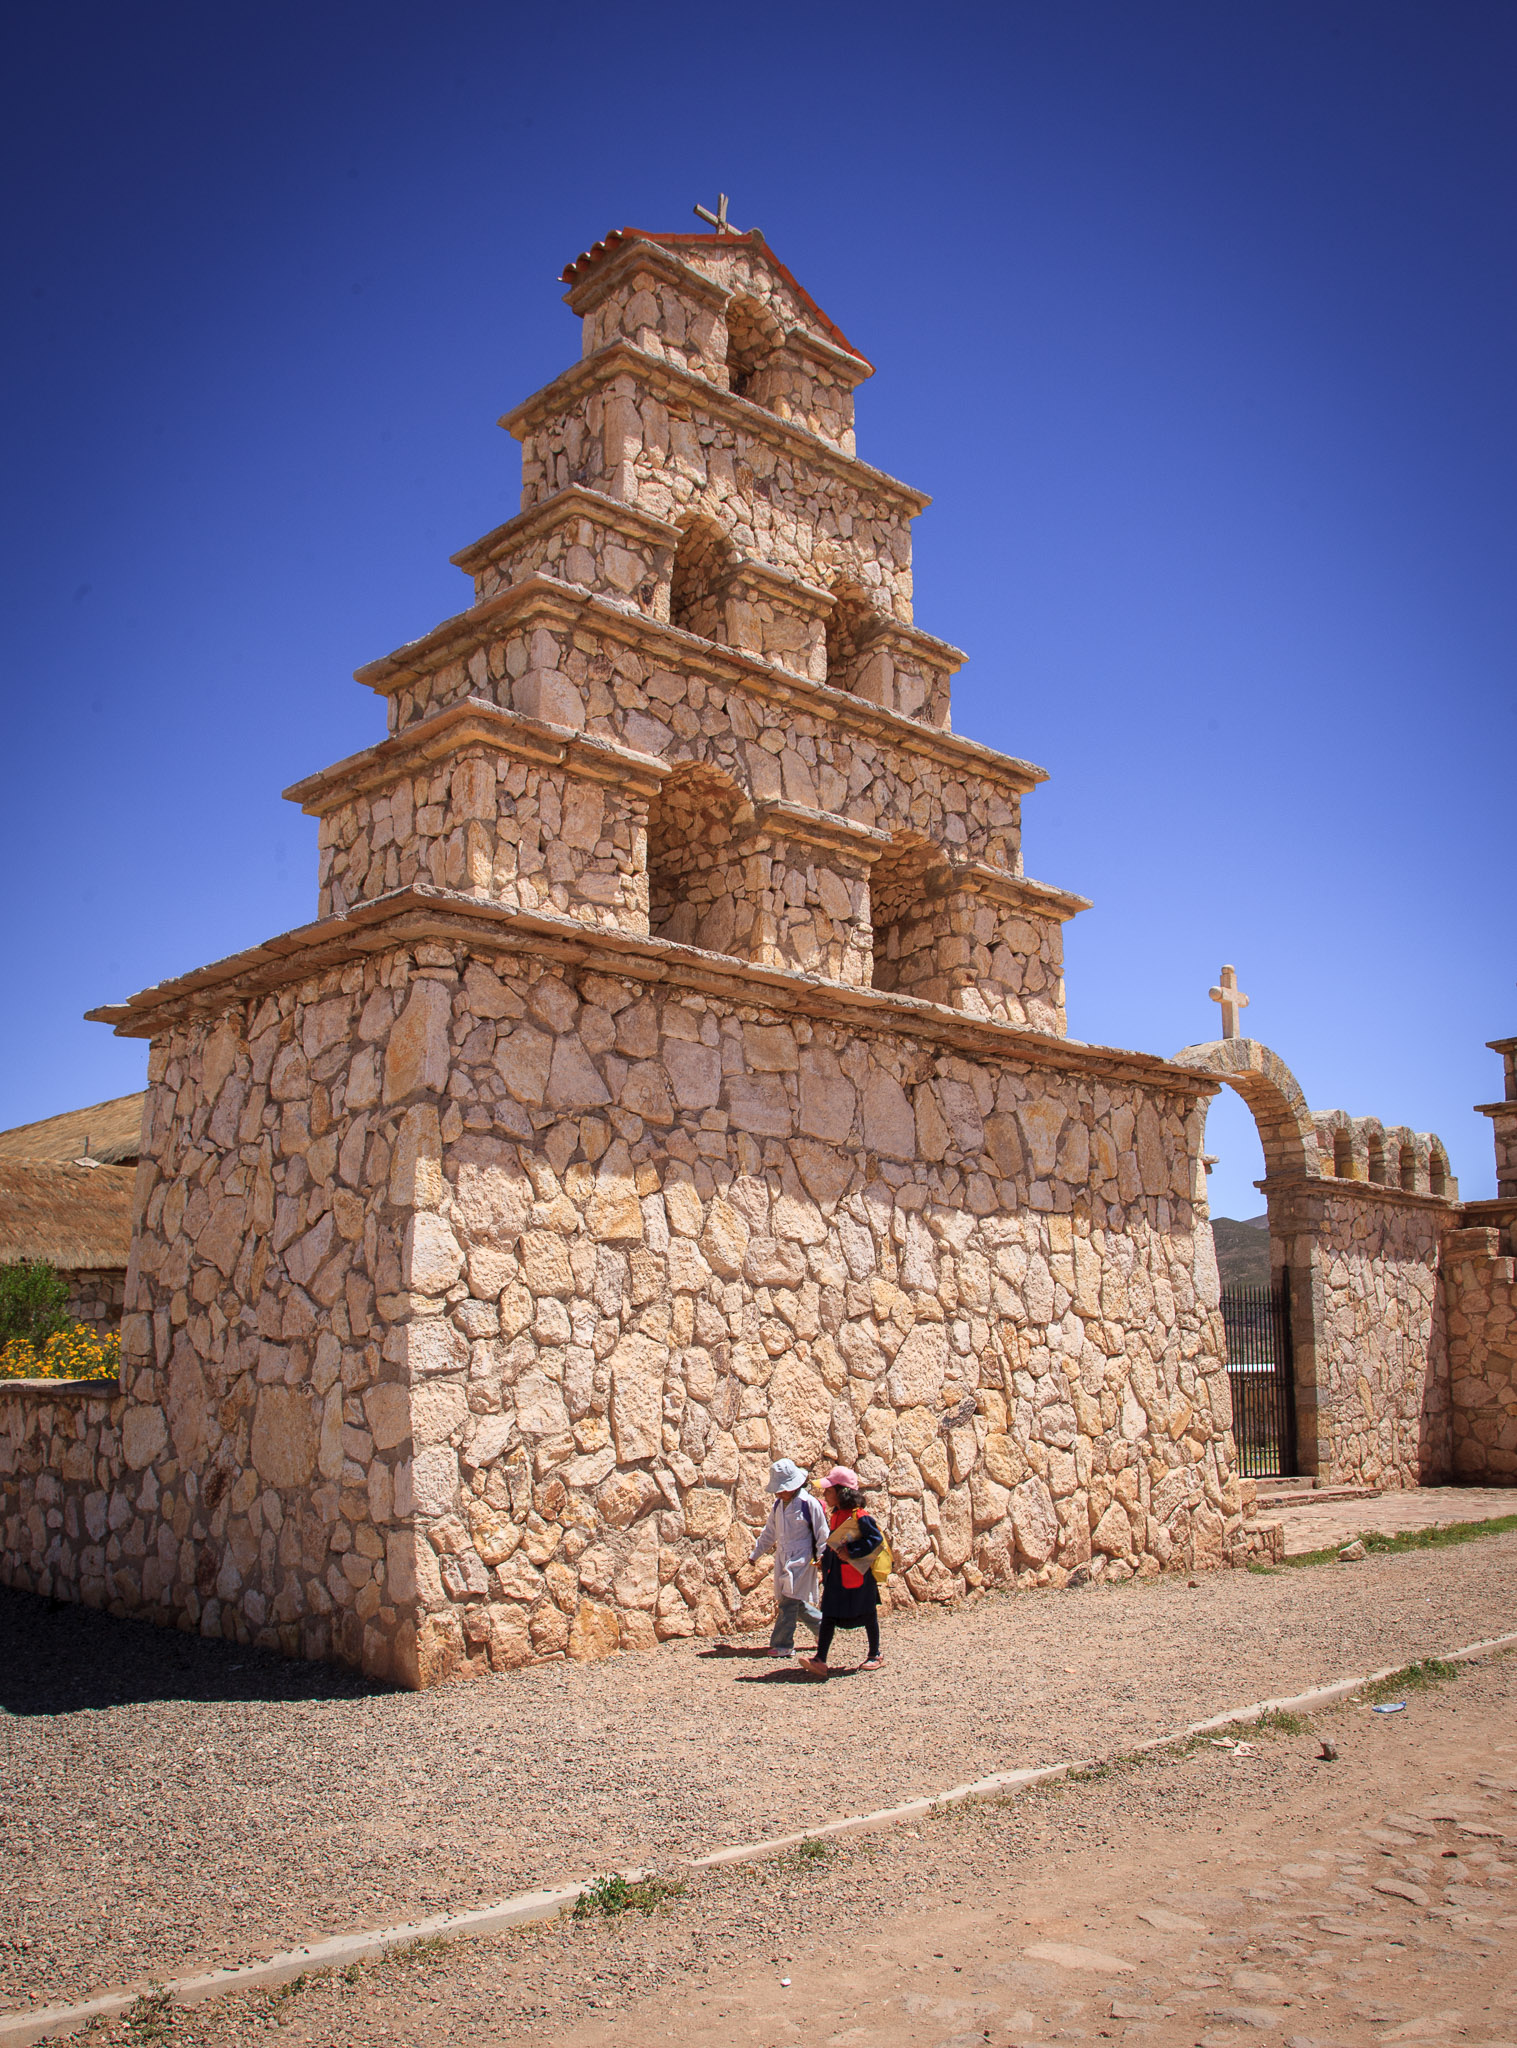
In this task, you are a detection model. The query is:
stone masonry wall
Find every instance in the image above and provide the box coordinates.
[315,748,650,929]
[1,931,1254,1683]
[62,1267,127,1335]
[0,1382,125,1608]
[1442,1224,1517,1481]
[382,943,1246,1686]
[512,363,918,625]
[369,591,1024,880]
[1302,1190,1450,1487]
[871,855,1070,1035]
[564,236,868,455]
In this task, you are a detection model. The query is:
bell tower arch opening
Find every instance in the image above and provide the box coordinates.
[724,294,785,402]
[669,515,738,639]
[646,762,755,958]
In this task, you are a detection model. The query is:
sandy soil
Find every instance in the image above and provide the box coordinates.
[55,1630,1517,2046]
[1,1531,1513,2016]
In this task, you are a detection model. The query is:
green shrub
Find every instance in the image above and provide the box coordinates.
[1361,1658,1459,1703]
[572,1873,685,1919]
[0,1260,71,1348]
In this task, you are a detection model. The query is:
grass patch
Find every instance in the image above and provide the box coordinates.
[1359,1657,1460,1704]
[1252,1707,1311,1736]
[784,1837,834,1867]
[571,1873,686,1921]
[1279,1513,1517,1569]
[124,1990,176,2044]
[374,1935,449,1969]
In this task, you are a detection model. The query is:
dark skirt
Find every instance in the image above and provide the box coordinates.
[819,1549,880,1626]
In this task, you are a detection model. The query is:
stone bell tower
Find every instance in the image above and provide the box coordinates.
[297,225,1087,1032]
[78,222,1242,1687]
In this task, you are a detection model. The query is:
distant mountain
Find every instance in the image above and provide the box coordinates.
[1211,1213,1271,1289]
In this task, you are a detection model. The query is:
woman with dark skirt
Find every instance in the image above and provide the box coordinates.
[800,1464,885,1677]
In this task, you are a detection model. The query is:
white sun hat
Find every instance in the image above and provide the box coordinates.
[764,1457,808,1494]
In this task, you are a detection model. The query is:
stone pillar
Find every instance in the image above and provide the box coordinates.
[870,860,1086,1036]
[287,705,667,932]
[745,802,886,985]
[1476,1036,1517,1198]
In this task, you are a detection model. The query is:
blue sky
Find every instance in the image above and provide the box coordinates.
[2,1,1512,1217]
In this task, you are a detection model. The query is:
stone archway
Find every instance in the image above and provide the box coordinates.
[1172,1038,1325,1478]
[1171,1037,1321,1183]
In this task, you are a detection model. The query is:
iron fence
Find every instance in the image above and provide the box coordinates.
[1221,1277,1297,1479]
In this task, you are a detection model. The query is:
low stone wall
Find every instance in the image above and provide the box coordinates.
[1442,1226,1517,1482]
[61,1266,127,1335]
[0,1380,125,1607]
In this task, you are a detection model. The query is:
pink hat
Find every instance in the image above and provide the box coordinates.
[821,1465,861,1491]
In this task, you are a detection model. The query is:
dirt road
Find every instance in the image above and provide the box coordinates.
[4,1529,1514,2015]
[58,1639,1517,2047]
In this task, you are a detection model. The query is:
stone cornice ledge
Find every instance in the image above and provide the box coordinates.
[449,486,681,580]
[942,863,1091,921]
[500,343,931,515]
[353,574,1045,795]
[750,800,892,859]
[1256,1173,1459,1214]
[282,700,670,815]
[86,886,1216,1098]
[0,1378,122,1401]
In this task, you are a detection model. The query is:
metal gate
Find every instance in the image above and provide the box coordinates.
[1221,1277,1297,1478]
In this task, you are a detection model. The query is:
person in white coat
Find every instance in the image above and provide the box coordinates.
[750,1457,828,1658]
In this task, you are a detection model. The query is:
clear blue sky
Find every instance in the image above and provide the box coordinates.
[3,1,1512,1218]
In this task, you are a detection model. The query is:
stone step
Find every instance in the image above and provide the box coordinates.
[1255,1483,1384,1509]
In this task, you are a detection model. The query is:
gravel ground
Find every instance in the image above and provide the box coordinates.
[52,1633,1517,2046]
[1,1532,1514,2016]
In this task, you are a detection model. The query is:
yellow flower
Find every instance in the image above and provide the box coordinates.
[0,1324,121,1383]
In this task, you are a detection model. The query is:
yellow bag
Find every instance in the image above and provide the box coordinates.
[836,1511,892,1584]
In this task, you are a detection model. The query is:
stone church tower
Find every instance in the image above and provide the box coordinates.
[79,226,1246,1684]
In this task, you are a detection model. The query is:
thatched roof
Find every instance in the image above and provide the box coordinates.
[0,1162,135,1271]
[0,1092,146,1167]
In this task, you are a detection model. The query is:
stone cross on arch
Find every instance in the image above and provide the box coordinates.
[1209,963,1251,1040]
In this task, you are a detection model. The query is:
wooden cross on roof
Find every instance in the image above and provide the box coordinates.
[694,193,738,235]
[1209,963,1250,1040]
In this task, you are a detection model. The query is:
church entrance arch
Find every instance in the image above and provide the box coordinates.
[1172,1035,1326,1480]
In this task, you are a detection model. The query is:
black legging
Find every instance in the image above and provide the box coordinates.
[816,1614,879,1662]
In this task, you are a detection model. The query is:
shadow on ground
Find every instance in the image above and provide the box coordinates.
[0,1587,393,1715]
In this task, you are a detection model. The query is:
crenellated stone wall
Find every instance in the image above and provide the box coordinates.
[1175,1038,1464,1491]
